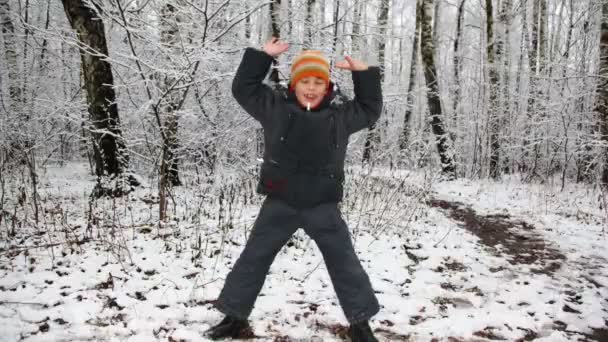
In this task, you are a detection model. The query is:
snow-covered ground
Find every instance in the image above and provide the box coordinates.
[1,163,606,341]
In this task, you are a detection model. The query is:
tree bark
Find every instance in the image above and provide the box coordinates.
[399,0,422,152]
[269,0,281,84]
[523,0,547,179]
[498,0,512,174]
[486,0,500,179]
[287,0,293,36]
[452,0,465,129]
[570,0,594,183]
[330,0,341,66]
[351,0,361,54]
[0,0,20,107]
[157,2,184,220]
[362,0,389,163]
[0,0,28,164]
[600,0,608,186]
[305,0,315,49]
[61,0,128,178]
[419,0,456,178]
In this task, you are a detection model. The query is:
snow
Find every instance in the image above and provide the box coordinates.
[0,163,606,341]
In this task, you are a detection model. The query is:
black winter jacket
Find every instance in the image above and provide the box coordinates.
[232,48,382,208]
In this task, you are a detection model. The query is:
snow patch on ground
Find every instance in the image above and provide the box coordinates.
[0,164,606,341]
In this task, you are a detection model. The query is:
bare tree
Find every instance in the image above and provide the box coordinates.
[61,0,130,188]
[269,0,281,84]
[330,0,341,66]
[600,0,608,186]
[452,0,465,130]
[486,0,500,179]
[0,0,20,108]
[351,0,362,55]
[523,0,548,178]
[419,0,456,178]
[399,0,422,152]
[362,0,389,163]
[158,2,187,189]
[0,0,26,162]
[497,0,512,174]
[305,0,315,49]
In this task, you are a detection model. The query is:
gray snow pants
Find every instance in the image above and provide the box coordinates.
[215,197,379,324]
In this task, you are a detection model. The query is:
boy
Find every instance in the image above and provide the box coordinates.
[206,38,382,342]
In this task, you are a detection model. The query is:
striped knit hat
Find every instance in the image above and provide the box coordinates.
[290,50,330,90]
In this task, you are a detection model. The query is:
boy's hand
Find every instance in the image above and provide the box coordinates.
[335,56,368,71]
[263,37,289,57]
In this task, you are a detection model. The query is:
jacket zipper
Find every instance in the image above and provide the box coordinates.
[281,112,295,144]
[330,114,338,149]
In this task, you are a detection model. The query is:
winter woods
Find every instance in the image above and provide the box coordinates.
[0,0,607,205]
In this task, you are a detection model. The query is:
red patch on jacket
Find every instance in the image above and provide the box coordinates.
[266,179,288,191]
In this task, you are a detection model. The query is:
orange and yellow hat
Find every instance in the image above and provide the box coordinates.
[290,50,330,90]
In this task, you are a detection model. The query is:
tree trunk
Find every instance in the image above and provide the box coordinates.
[399,0,422,152]
[452,0,465,129]
[330,0,340,65]
[432,0,440,47]
[245,9,251,40]
[0,0,27,163]
[0,0,20,107]
[362,0,389,163]
[486,0,500,179]
[600,0,608,186]
[287,0,293,37]
[419,0,456,178]
[305,0,315,49]
[351,0,361,54]
[498,0,512,174]
[557,0,578,184]
[269,0,281,84]
[61,0,128,179]
[530,0,547,78]
[523,0,547,179]
[158,2,183,188]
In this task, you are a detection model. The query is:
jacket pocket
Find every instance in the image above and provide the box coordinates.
[297,172,344,207]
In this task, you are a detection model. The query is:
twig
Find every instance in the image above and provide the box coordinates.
[301,261,323,282]
[0,238,92,255]
[600,184,608,235]
[0,301,47,307]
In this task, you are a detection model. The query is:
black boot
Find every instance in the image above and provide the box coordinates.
[350,321,379,342]
[205,315,250,340]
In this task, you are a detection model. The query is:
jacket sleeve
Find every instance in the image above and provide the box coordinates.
[341,66,383,135]
[231,47,279,126]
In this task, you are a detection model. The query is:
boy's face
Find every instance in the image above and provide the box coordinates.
[294,76,328,110]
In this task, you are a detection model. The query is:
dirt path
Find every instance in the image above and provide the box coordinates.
[429,198,608,342]
[429,199,565,276]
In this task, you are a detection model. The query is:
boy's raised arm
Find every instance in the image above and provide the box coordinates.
[231,38,289,125]
[336,56,383,135]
